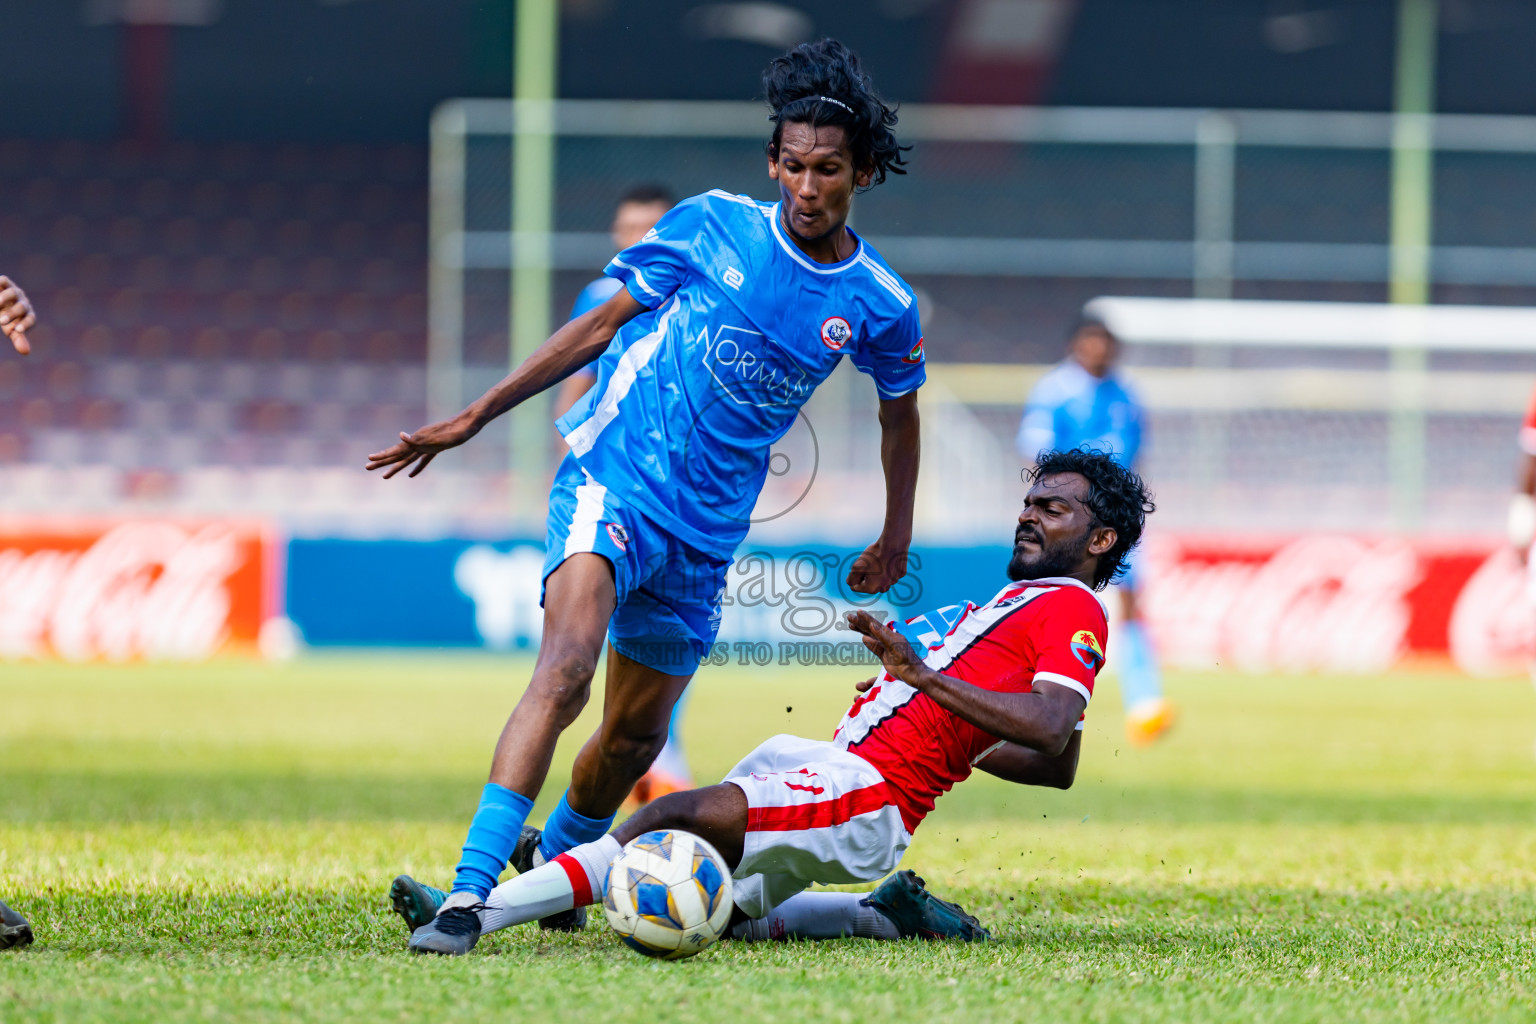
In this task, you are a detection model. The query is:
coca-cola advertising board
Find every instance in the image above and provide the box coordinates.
[1139,535,1531,676]
[282,533,1530,675]
[0,519,278,661]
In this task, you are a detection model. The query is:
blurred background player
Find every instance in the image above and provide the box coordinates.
[551,184,675,421]
[1,273,35,950]
[1016,318,1172,745]
[1511,382,1536,680]
[551,184,693,806]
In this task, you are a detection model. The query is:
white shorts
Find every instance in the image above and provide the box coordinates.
[722,733,911,918]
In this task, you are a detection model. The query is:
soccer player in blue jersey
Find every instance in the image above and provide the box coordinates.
[367,38,926,954]
[1016,318,1173,745]
[551,184,695,808]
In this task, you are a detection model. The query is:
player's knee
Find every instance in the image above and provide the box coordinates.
[528,652,597,720]
[598,728,668,776]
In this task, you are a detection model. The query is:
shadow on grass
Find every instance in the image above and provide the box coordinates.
[4,772,1536,825]
[8,882,1535,961]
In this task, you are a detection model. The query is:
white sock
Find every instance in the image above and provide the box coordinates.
[730,891,900,941]
[478,833,621,934]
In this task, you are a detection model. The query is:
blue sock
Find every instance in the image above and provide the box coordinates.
[1118,620,1164,710]
[451,783,534,898]
[537,791,616,863]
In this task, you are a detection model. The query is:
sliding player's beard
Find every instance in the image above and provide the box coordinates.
[1006,525,1089,582]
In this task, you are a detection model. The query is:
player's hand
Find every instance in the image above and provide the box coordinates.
[0,276,36,355]
[846,610,927,688]
[854,675,878,693]
[365,415,480,479]
[846,538,908,594]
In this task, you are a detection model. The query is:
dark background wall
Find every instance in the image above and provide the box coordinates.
[6,0,1536,144]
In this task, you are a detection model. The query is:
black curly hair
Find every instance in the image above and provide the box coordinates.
[1027,447,1156,590]
[762,38,908,191]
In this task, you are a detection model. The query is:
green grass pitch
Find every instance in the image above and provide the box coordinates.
[2,655,1536,1022]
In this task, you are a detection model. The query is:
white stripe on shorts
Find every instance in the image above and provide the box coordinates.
[563,471,609,561]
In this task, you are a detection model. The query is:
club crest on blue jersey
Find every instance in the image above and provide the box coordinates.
[606,523,630,551]
[1071,629,1104,671]
[903,338,925,364]
[820,316,851,350]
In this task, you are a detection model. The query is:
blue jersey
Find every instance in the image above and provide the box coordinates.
[1016,359,1143,468]
[555,189,926,558]
[566,278,623,380]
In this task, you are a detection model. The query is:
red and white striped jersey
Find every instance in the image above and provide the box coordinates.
[832,576,1107,834]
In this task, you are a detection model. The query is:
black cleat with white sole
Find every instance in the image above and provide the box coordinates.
[407,897,484,956]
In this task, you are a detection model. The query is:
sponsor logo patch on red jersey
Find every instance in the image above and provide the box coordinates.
[820,316,851,350]
[1071,629,1104,671]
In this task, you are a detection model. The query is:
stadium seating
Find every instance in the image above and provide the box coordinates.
[0,139,442,521]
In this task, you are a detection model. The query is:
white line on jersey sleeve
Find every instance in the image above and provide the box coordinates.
[606,257,664,303]
[707,188,771,213]
[1032,671,1092,705]
[857,254,913,308]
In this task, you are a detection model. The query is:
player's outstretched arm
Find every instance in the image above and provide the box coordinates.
[847,610,1084,756]
[0,276,36,355]
[366,288,646,479]
[974,732,1080,789]
[846,393,919,594]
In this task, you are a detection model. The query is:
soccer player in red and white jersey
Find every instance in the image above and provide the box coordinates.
[389,447,1153,948]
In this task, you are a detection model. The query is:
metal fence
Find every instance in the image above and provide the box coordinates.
[427,99,1536,540]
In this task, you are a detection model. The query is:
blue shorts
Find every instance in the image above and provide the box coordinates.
[542,453,729,674]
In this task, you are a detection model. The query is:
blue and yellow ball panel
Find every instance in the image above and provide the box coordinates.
[635,881,684,928]
[692,852,725,916]
[631,830,674,858]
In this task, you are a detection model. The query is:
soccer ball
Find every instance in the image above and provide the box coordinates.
[602,829,734,959]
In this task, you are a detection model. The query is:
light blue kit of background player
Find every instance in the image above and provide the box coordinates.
[1015,322,1172,743]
